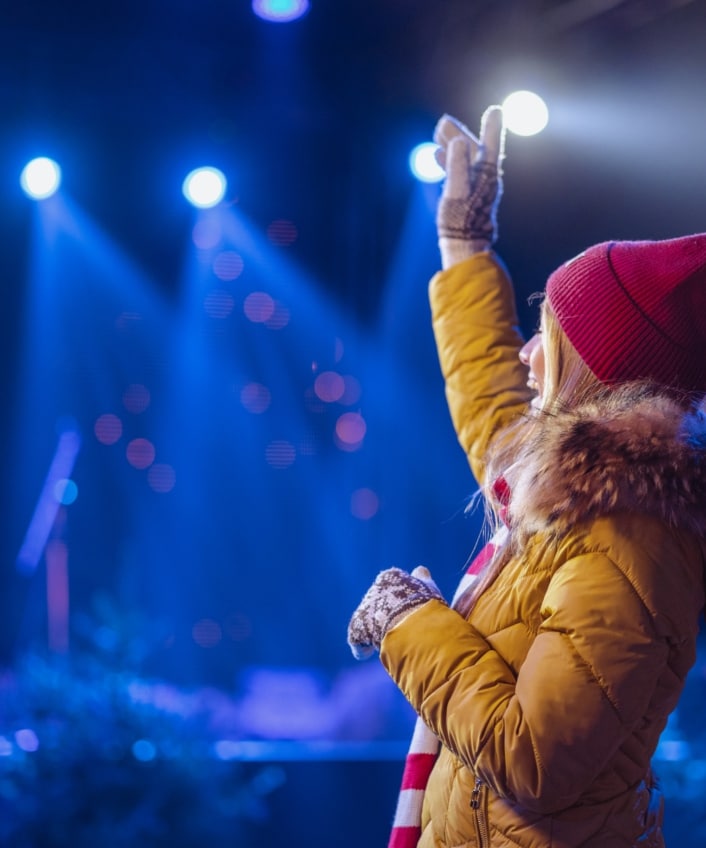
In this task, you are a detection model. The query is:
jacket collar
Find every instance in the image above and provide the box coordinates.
[503,386,706,541]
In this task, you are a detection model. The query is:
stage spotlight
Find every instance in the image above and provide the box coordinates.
[20,157,62,199]
[409,142,444,183]
[252,0,309,22]
[182,167,227,209]
[502,91,549,137]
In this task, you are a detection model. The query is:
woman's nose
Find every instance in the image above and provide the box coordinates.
[519,333,540,365]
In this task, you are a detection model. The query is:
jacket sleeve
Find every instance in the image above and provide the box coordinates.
[380,549,671,815]
[429,251,533,487]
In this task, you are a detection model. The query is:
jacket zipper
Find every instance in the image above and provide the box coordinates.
[470,777,490,848]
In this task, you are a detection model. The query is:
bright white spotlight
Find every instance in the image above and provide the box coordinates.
[502,91,549,137]
[409,142,445,184]
[182,167,227,209]
[252,0,309,23]
[20,157,62,200]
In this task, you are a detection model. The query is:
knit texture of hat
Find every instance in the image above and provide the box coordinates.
[545,234,706,394]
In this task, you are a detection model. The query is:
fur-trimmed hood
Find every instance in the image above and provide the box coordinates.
[505,386,706,541]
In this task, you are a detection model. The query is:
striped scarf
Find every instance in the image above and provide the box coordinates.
[388,480,510,848]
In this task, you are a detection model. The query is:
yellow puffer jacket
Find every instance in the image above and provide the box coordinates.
[380,252,706,848]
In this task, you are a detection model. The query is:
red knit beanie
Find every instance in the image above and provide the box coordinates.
[545,234,706,394]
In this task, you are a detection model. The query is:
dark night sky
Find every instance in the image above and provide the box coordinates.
[2,0,706,308]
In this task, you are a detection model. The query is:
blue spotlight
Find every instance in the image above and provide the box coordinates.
[182,167,227,209]
[252,0,309,23]
[409,142,444,184]
[20,157,62,200]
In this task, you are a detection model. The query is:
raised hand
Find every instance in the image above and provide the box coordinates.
[434,106,506,263]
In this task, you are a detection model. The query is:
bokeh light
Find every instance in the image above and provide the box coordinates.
[20,157,62,199]
[252,0,309,23]
[126,438,156,470]
[94,413,123,445]
[502,90,549,136]
[314,371,345,403]
[240,382,272,414]
[350,488,380,520]
[204,289,235,319]
[182,167,227,208]
[53,478,78,505]
[409,142,445,183]
[192,618,223,647]
[192,218,222,249]
[15,729,39,753]
[265,440,296,469]
[335,412,366,451]
[244,291,275,323]
[213,250,244,281]
[266,219,298,246]
[122,384,151,414]
[132,739,157,762]
[147,463,176,493]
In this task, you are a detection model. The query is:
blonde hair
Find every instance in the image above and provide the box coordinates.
[539,299,602,412]
[455,299,603,617]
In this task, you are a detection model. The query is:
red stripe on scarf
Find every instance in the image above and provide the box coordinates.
[467,539,496,574]
[389,826,422,848]
[400,752,437,790]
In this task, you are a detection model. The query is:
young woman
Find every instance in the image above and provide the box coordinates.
[347,106,706,847]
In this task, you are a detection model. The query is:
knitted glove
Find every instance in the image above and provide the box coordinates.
[434,105,505,267]
[347,566,445,660]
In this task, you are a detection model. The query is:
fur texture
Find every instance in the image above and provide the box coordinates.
[506,386,706,542]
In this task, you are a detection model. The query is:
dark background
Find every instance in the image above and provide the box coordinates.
[1,1,706,845]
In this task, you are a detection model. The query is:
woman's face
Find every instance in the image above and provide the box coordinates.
[519,332,546,409]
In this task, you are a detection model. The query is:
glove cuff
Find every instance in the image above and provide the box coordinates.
[347,568,446,659]
[439,237,490,269]
[384,600,434,639]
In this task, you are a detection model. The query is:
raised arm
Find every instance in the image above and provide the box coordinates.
[431,107,532,486]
